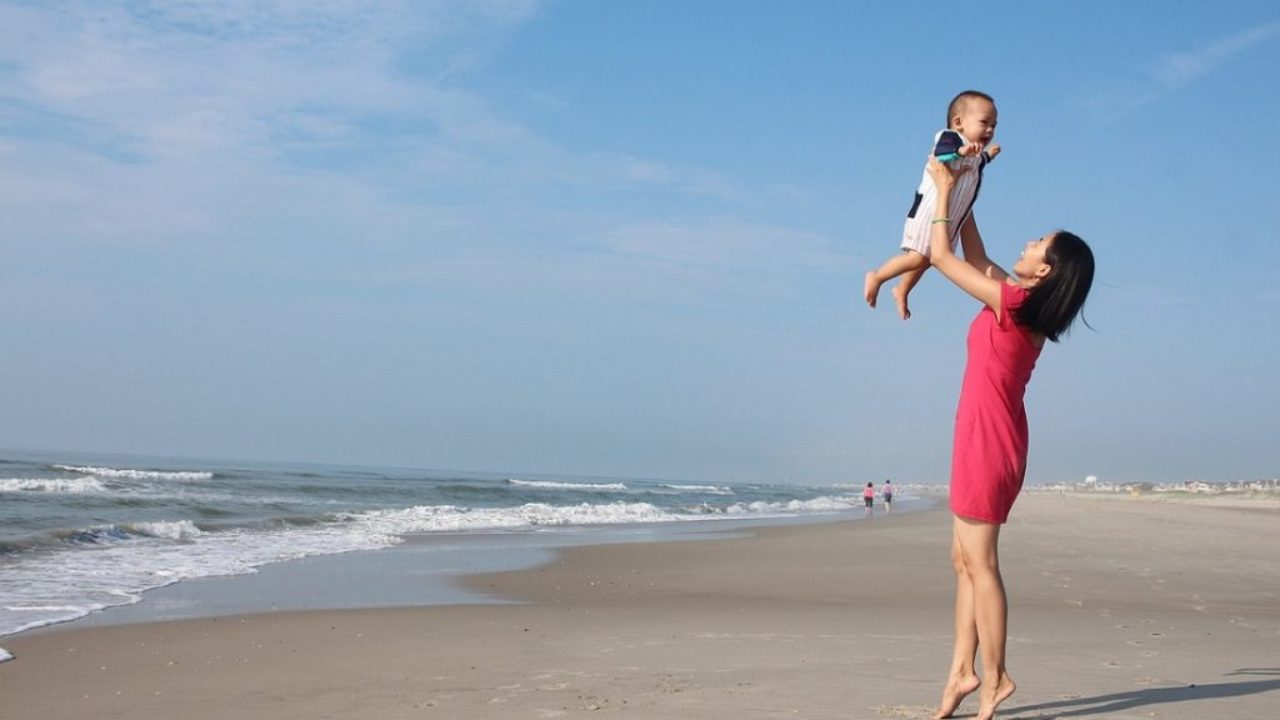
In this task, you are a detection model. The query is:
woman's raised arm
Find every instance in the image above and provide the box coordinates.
[926,156,1003,313]
[959,215,1009,283]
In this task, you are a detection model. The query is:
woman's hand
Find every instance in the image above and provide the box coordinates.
[926,155,958,192]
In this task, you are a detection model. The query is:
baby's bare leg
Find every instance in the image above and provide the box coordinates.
[864,250,928,309]
[892,263,930,320]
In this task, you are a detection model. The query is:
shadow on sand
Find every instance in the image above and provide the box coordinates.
[993,669,1280,719]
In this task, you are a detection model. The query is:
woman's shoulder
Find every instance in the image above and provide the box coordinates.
[998,281,1032,317]
[998,282,1045,348]
[1001,280,1030,300]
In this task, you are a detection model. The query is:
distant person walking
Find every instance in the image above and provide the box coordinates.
[923,156,1094,720]
[883,480,894,513]
[862,482,875,517]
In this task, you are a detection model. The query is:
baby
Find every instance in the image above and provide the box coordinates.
[864,90,1001,319]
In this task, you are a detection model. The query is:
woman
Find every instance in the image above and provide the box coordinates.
[923,156,1095,720]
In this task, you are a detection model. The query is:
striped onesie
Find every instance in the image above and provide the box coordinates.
[901,130,993,256]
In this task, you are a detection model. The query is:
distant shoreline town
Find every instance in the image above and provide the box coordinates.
[879,477,1280,497]
[1031,475,1280,496]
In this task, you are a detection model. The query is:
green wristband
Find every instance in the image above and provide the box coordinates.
[931,218,951,225]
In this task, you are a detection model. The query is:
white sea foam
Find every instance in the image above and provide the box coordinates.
[346,501,685,535]
[53,464,214,481]
[659,483,734,495]
[128,520,203,540]
[720,495,858,515]
[0,647,12,663]
[0,494,861,638]
[0,477,107,493]
[506,479,629,492]
[0,518,400,638]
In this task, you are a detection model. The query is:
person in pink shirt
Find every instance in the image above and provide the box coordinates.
[862,482,875,517]
[923,156,1094,720]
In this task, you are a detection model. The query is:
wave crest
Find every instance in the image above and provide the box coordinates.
[506,479,628,492]
[658,483,734,495]
[53,465,214,481]
[0,477,107,493]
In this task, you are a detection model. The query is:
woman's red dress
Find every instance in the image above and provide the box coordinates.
[950,283,1041,524]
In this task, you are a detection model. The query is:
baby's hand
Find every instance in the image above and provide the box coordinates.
[984,142,1001,160]
[926,154,957,189]
[957,142,984,157]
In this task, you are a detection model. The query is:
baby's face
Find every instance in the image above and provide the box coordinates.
[952,98,998,146]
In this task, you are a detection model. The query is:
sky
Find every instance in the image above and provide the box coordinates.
[2,1,1278,486]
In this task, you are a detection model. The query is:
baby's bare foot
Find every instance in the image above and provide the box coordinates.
[863,271,881,309]
[975,673,1016,720]
[933,673,981,719]
[892,283,912,320]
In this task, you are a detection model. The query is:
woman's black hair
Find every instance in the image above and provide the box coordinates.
[1016,230,1094,342]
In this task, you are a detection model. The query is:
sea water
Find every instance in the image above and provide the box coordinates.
[0,450,905,642]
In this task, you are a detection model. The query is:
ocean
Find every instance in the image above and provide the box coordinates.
[0,450,905,643]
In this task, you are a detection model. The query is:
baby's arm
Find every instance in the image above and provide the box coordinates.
[958,141,1000,159]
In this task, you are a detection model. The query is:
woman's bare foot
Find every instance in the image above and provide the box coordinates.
[864,271,882,308]
[933,673,981,719]
[975,673,1016,720]
[892,283,912,320]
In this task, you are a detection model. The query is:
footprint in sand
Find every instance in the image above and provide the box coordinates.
[872,703,936,718]
[538,682,571,691]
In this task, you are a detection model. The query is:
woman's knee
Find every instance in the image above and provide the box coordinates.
[950,543,969,576]
[964,553,1000,580]
[953,518,1001,577]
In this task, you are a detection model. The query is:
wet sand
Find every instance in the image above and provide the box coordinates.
[1,492,1277,719]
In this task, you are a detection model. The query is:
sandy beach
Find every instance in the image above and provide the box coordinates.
[2,492,1277,720]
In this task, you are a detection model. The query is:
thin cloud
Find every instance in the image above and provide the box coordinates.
[1152,19,1280,87]
[0,0,821,319]
[1090,19,1280,122]
[0,1,741,249]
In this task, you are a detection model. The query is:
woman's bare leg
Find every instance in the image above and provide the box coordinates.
[953,516,1016,720]
[934,521,981,719]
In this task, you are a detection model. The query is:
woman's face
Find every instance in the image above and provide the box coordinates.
[1014,233,1055,282]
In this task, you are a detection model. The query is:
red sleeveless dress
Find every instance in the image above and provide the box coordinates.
[950,283,1041,524]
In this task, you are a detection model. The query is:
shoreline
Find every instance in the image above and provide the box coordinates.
[2,493,1278,719]
[7,502,924,639]
[1,450,888,642]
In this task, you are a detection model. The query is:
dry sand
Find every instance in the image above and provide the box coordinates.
[1,492,1277,719]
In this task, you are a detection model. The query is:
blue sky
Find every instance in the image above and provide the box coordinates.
[2,1,1278,485]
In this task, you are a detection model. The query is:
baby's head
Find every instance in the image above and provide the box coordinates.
[946,90,998,145]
